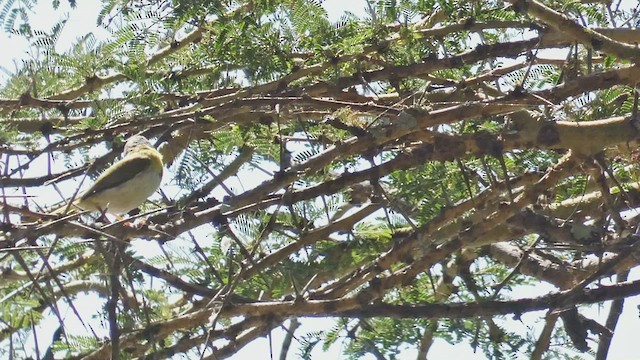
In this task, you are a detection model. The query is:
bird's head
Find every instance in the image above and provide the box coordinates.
[123,135,154,155]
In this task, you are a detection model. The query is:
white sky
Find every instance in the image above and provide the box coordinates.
[2,0,640,359]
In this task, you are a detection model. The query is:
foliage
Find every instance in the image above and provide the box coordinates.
[1,0,640,359]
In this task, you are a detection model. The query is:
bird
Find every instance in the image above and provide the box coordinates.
[55,135,163,216]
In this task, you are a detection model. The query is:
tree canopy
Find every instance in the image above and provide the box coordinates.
[1,0,640,358]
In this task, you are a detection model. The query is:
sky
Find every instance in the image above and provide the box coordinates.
[2,0,640,359]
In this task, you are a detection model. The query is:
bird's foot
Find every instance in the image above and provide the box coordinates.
[123,217,147,229]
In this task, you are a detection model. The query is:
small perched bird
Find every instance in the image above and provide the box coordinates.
[56,135,163,216]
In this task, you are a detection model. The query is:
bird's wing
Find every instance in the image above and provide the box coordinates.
[80,154,153,201]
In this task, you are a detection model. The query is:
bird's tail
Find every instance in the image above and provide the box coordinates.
[49,200,83,216]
